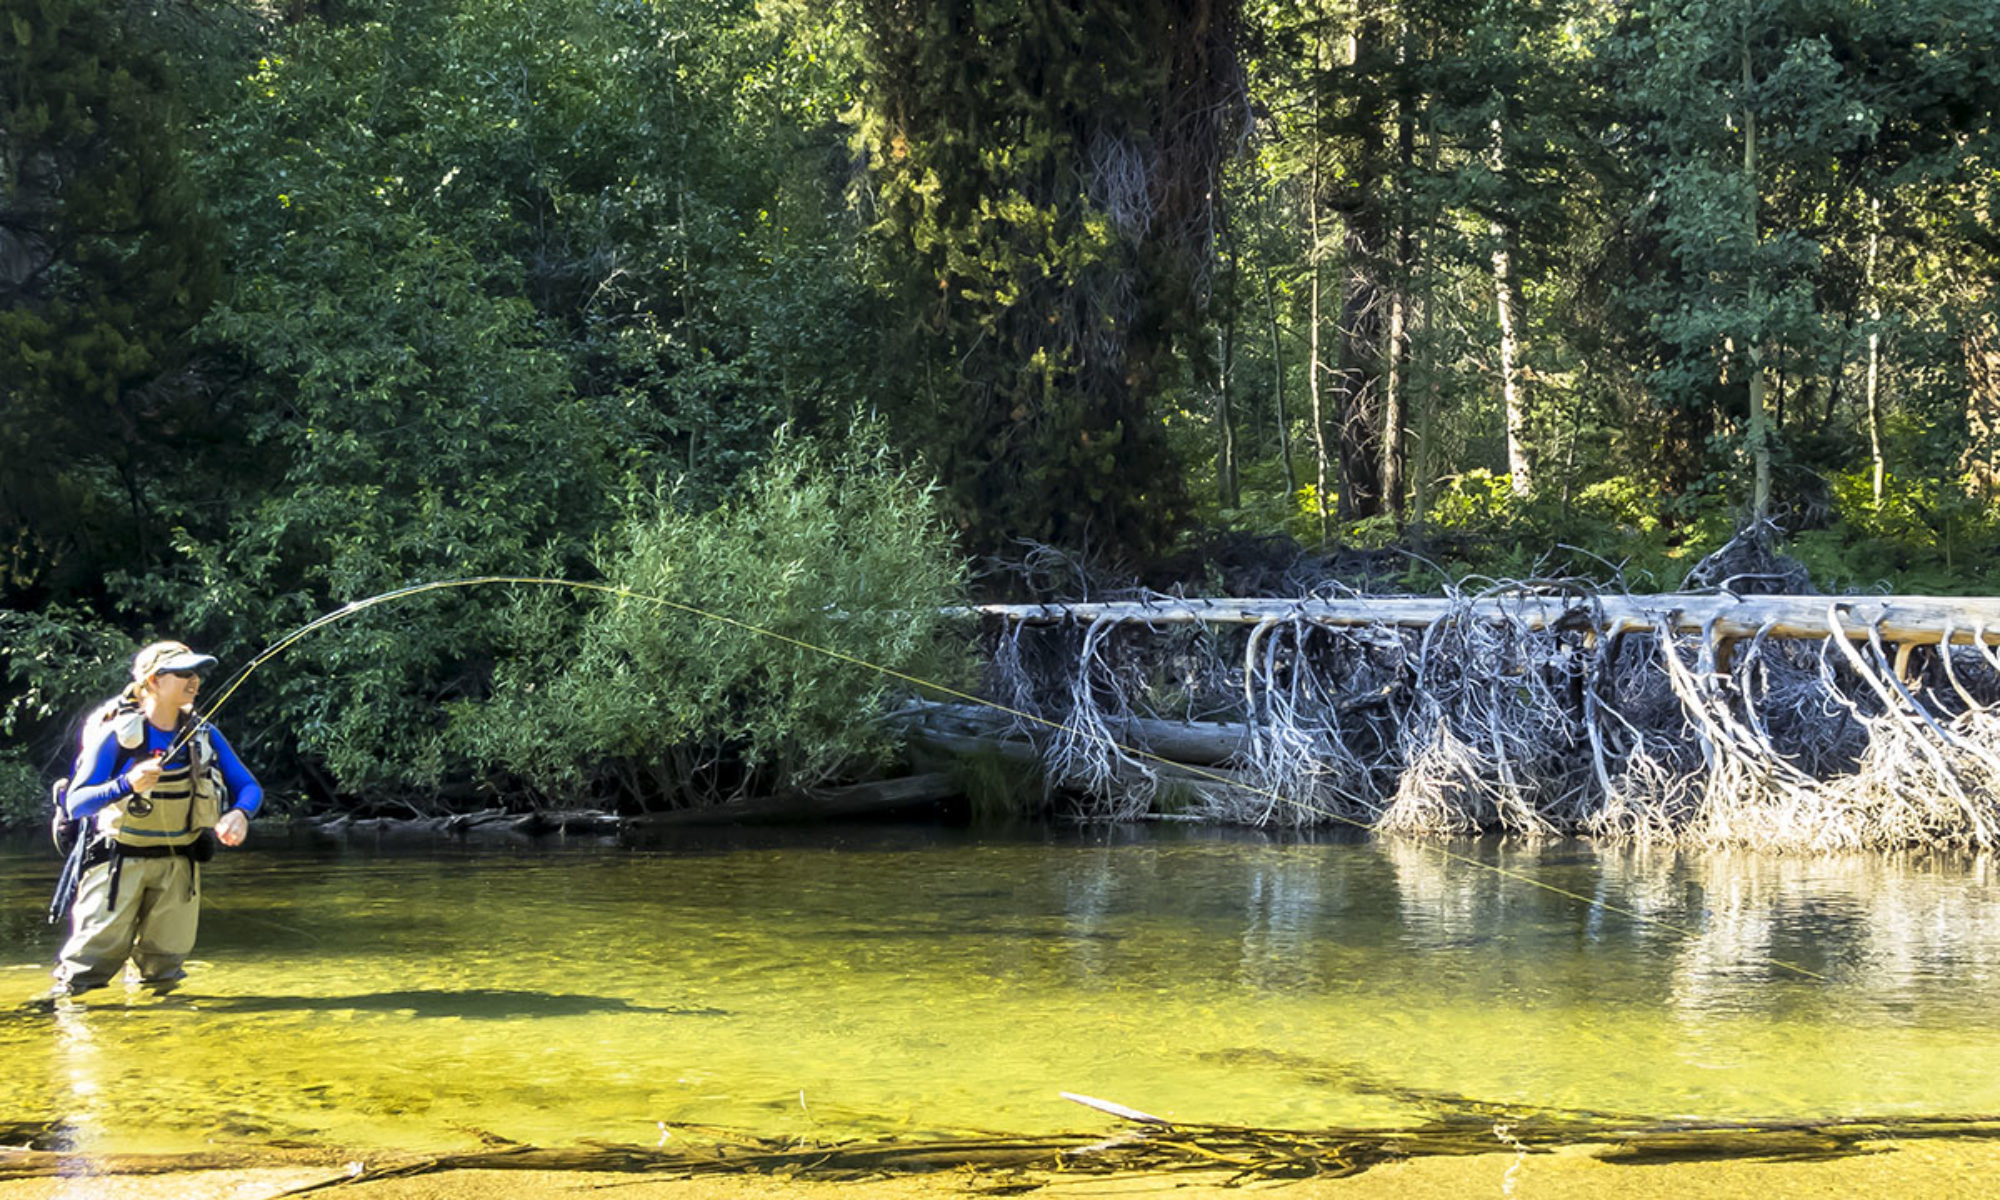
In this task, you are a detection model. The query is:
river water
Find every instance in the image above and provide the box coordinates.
[1,825,1996,1163]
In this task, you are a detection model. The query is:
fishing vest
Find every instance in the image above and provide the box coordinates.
[84,700,225,850]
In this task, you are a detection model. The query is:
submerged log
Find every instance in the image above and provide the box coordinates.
[958,593,2000,647]
[294,809,574,838]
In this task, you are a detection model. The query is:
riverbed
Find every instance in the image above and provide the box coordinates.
[2,824,1996,1194]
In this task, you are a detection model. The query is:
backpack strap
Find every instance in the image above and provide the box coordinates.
[68,702,141,799]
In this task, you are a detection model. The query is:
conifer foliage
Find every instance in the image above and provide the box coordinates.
[0,0,220,601]
[852,0,1247,564]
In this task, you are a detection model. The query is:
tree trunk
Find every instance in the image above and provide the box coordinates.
[1264,267,1298,502]
[1330,15,1389,523]
[1309,224,1332,543]
[1741,32,1771,525]
[1333,223,1387,523]
[1381,27,1415,523]
[1383,290,1407,522]
[965,593,2000,649]
[1307,76,1333,545]
[1495,242,1528,496]
[1412,286,1437,537]
[1217,325,1239,509]
[1963,309,2000,502]
[1489,117,1529,499]
[1865,198,1886,506]
[1328,12,1392,520]
[1214,159,1241,512]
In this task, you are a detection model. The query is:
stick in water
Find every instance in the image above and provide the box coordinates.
[1061,1092,1169,1125]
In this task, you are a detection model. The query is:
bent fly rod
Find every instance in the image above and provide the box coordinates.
[164,574,1827,982]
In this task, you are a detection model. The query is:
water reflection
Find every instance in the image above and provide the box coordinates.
[1234,848,1334,991]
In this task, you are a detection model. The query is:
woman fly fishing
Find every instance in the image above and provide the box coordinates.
[49,641,263,998]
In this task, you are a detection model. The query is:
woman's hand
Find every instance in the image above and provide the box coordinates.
[215,808,250,848]
[125,757,164,795]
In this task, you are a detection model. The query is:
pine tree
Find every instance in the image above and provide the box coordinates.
[0,0,219,603]
[853,0,1245,565]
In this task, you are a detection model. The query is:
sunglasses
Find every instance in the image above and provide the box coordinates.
[161,669,202,681]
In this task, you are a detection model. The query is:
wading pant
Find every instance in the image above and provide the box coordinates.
[54,854,200,993]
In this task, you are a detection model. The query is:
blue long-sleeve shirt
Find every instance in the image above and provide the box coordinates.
[65,721,264,820]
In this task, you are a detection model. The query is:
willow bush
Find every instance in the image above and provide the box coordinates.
[453,433,971,807]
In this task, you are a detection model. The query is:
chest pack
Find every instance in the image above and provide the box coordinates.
[50,699,224,855]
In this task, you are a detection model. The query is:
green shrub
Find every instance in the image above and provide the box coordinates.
[1573,475,1663,537]
[0,607,136,802]
[1425,469,1521,534]
[0,750,45,831]
[1777,468,2000,594]
[454,430,971,803]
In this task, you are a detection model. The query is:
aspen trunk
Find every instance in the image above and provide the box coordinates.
[1964,310,2000,502]
[1381,28,1415,523]
[1490,117,1530,498]
[1383,291,1407,522]
[1217,326,1239,509]
[1309,206,1332,544]
[1307,53,1333,545]
[1494,235,1528,497]
[1213,201,1240,509]
[1264,268,1298,501]
[1865,198,1885,506]
[1412,292,1437,535]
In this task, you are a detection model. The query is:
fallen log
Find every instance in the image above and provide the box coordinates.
[622,772,960,828]
[296,809,622,838]
[901,700,1253,765]
[903,721,1273,813]
[946,583,2000,845]
[507,810,623,835]
[955,593,2000,647]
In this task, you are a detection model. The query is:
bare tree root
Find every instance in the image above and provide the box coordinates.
[972,564,2000,850]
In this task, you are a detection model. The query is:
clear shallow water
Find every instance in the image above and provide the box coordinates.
[1,825,1997,1159]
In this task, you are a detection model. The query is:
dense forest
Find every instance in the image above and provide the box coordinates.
[3,0,1997,820]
